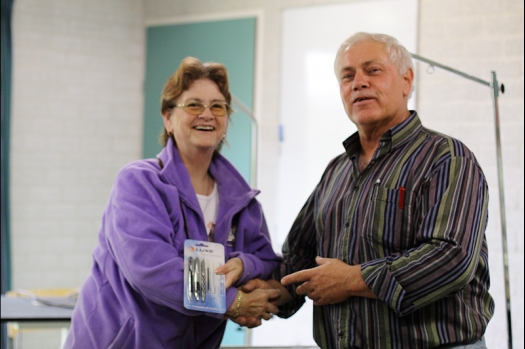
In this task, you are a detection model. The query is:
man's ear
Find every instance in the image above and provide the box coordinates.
[402,68,414,98]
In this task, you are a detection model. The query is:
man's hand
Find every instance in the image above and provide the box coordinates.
[281,256,377,306]
[242,279,293,307]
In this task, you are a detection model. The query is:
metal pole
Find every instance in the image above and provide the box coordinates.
[490,71,513,349]
[410,54,512,348]
[231,94,258,188]
[411,53,491,86]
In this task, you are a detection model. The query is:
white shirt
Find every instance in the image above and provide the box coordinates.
[196,182,218,237]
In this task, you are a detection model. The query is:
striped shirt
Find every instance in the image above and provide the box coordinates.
[276,112,494,349]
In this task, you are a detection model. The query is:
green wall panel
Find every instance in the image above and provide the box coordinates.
[143,18,256,183]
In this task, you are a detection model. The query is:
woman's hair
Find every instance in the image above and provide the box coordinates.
[159,56,233,149]
[333,32,414,93]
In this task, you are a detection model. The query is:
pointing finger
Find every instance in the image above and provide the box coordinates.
[315,256,329,265]
[281,269,313,286]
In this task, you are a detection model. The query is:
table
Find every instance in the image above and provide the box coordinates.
[1,296,324,349]
[2,296,75,349]
[1,296,74,322]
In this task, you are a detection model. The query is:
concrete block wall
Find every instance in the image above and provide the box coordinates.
[417,1,523,347]
[10,0,145,292]
[9,0,523,347]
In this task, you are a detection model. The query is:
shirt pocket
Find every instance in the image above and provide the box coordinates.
[365,186,413,255]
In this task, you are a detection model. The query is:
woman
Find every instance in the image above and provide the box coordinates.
[64,57,281,348]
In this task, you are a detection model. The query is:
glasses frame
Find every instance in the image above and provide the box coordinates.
[173,101,230,117]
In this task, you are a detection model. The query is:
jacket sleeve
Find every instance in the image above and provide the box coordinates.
[101,162,223,319]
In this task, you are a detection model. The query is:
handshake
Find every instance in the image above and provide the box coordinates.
[224,279,290,329]
[219,256,365,328]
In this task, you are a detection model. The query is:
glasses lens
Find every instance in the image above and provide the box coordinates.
[184,102,204,115]
[210,103,227,116]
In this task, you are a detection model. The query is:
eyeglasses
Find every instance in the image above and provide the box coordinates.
[173,100,230,117]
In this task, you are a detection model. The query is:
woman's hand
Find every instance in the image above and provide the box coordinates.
[239,288,281,319]
[226,287,281,325]
[229,279,292,328]
[215,257,243,289]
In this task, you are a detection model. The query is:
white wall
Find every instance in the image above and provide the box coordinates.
[9,0,523,348]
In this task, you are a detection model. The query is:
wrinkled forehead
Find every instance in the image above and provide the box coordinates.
[339,41,390,70]
[179,78,224,100]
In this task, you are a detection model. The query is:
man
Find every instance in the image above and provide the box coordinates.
[237,32,494,349]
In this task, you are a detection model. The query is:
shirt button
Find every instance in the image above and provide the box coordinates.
[338,332,344,338]
[345,222,350,228]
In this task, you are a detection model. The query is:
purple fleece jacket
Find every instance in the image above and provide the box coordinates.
[64,138,281,348]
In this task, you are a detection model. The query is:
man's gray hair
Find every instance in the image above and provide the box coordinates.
[334,32,414,82]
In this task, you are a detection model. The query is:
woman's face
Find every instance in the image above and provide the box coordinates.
[162,78,229,157]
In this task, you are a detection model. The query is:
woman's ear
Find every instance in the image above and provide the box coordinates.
[162,110,173,135]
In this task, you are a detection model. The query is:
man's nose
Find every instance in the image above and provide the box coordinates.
[352,71,369,91]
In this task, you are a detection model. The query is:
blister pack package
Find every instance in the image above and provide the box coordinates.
[183,239,226,313]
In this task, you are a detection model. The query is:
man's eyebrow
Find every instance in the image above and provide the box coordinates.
[340,66,355,73]
[340,59,383,72]
[362,59,383,67]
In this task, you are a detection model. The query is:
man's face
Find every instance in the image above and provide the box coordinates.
[337,40,413,133]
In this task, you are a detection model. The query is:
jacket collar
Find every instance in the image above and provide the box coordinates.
[157,137,258,212]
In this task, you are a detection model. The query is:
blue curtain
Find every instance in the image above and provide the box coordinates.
[1,0,14,347]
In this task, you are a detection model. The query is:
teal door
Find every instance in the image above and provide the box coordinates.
[144,17,256,345]
[143,18,256,183]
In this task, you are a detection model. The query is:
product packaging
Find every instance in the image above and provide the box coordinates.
[183,239,226,313]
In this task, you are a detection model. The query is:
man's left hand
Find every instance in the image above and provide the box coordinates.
[281,256,376,306]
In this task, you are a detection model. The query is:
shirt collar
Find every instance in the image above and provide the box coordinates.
[343,111,421,158]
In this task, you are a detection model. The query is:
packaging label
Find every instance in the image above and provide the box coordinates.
[183,239,226,313]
